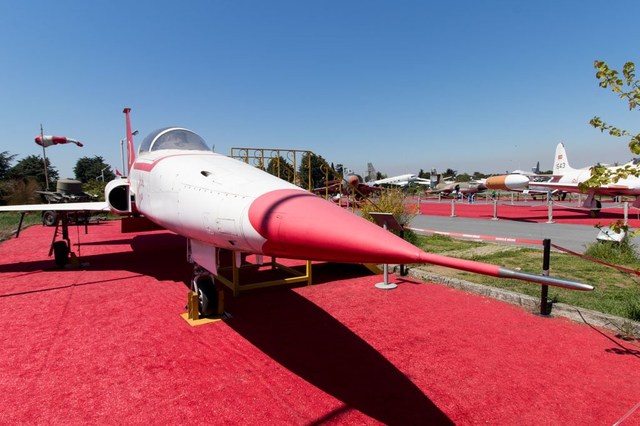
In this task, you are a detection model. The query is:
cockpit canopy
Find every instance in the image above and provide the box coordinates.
[138,127,210,154]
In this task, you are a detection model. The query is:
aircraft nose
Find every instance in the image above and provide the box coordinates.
[247,189,425,264]
[486,175,529,190]
[246,189,593,291]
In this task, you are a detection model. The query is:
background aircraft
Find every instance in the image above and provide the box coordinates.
[490,162,554,200]
[427,170,486,197]
[486,143,640,213]
[313,171,380,203]
[368,173,431,187]
[0,109,593,316]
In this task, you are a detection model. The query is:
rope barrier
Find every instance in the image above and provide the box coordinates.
[407,226,640,277]
[549,243,640,276]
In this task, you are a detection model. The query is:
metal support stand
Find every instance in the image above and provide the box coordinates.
[539,239,552,316]
[491,199,498,221]
[546,200,554,224]
[216,254,312,297]
[375,258,397,290]
[370,213,402,290]
[16,212,25,237]
[450,199,456,217]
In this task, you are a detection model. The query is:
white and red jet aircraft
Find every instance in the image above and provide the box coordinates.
[0,109,592,314]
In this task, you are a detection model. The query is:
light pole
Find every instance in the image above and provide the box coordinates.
[120,129,138,176]
[40,124,49,190]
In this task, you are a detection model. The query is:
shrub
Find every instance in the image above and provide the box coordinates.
[359,188,417,242]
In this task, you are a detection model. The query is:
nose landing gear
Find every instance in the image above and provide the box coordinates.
[187,266,224,320]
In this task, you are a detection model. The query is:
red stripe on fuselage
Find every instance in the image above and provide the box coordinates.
[132,153,210,172]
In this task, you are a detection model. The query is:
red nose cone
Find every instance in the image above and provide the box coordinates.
[248,189,590,290]
[248,189,424,264]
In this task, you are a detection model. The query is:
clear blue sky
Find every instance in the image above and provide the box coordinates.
[1,0,638,179]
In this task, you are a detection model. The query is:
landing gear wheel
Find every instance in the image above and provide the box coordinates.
[43,211,58,227]
[194,275,218,317]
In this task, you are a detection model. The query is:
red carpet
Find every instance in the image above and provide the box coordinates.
[412,198,640,227]
[0,222,639,424]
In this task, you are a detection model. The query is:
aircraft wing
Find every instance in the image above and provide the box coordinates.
[528,181,640,196]
[312,183,341,195]
[355,184,381,195]
[0,201,110,212]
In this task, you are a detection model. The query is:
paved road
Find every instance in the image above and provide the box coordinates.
[408,214,632,253]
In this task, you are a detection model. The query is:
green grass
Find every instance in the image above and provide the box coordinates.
[416,234,640,321]
[0,212,43,240]
[0,211,115,241]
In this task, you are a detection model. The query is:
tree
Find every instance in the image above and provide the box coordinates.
[472,171,488,180]
[456,173,471,182]
[9,155,59,189]
[3,177,41,205]
[298,152,331,190]
[74,156,115,183]
[0,151,17,180]
[266,156,295,183]
[375,171,388,180]
[444,168,457,178]
[583,60,640,190]
[81,179,107,201]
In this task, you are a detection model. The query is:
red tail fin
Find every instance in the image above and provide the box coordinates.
[123,107,135,174]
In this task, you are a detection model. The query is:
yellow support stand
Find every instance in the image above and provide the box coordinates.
[187,291,199,320]
[363,263,383,274]
[181,291,223,326]
[216,255,313,296]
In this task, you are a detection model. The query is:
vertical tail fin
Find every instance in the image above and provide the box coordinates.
[553,143,574,175]
[532,161,540,174]
[123,107,135,174]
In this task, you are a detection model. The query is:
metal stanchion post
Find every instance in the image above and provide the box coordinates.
[492,199,498,221]
[450,199,456,217]
[546,200,554,224]
[539,239,551,316]
[369,213,401,290]
[624,201,629,226]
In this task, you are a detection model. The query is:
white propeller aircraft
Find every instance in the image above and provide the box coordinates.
[368,174,431,187]
[486,143,640,214]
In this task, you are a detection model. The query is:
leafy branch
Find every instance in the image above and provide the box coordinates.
[583,60,640,189]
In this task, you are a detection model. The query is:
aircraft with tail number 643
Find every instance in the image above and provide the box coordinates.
[0,109,593,315]
[486,142,640,215]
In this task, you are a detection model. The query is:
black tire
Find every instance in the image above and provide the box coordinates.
[43,211,58,226]
[52,241,69,266]
[196,276,218,317]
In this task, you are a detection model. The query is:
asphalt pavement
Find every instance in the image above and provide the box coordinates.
[408,214,621,253]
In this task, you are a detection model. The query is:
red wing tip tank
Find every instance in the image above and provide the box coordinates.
[246,189,593,291]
